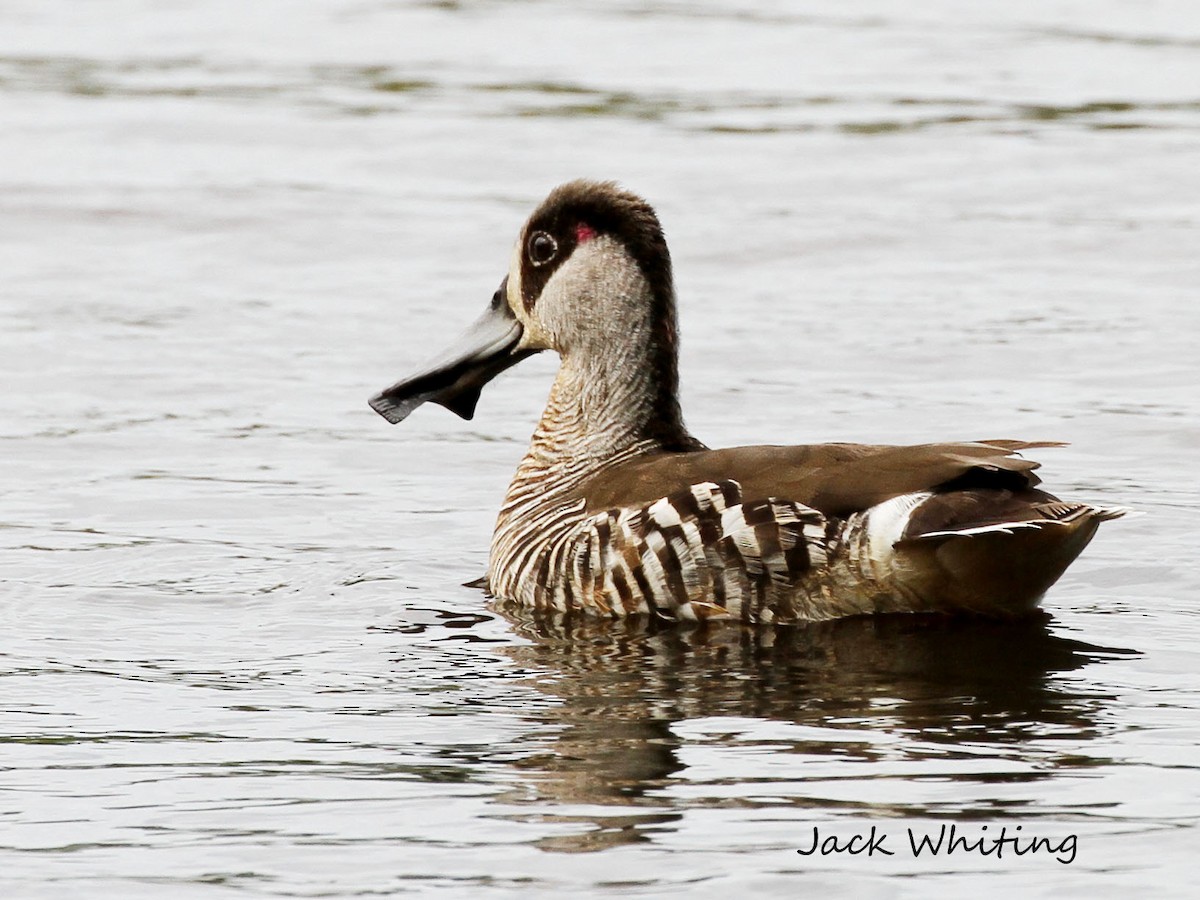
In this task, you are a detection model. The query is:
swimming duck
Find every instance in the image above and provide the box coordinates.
[370,180,1125,623]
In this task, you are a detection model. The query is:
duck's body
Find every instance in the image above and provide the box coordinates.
[371,180,1125,623]
[489,439,1122,622]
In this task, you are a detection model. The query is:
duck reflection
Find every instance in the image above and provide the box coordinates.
[491,608,1136,852]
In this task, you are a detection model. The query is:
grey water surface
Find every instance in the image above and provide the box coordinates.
[3,1,1199,897]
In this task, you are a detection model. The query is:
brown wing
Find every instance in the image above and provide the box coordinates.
[573,440,1063,518]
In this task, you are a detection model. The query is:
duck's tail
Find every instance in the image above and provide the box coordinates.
[874,490,1131,616]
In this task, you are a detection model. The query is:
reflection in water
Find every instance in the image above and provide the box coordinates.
[494,609,1137,852]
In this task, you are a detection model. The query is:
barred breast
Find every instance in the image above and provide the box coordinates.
[489,479,916,624]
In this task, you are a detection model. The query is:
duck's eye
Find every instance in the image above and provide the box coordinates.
[528,231,558,266]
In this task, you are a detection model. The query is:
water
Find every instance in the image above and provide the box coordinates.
[3,1,1199,896]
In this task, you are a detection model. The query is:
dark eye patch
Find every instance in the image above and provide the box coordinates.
[518,201,609,312]
[519,222,581,311]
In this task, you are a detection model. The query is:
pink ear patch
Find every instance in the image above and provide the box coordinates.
[575,223,597,243]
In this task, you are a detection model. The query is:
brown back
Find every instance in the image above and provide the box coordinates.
[571,440,1061,518]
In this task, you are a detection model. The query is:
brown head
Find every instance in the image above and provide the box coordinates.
[506,180,675,353]
[370,180,692,448]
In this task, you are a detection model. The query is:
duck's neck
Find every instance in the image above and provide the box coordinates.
[503,316,702,511]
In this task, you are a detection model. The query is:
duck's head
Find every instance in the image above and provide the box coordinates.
[369,180,676,424]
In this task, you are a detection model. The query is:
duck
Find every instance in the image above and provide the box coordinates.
[369,180,1126,623]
